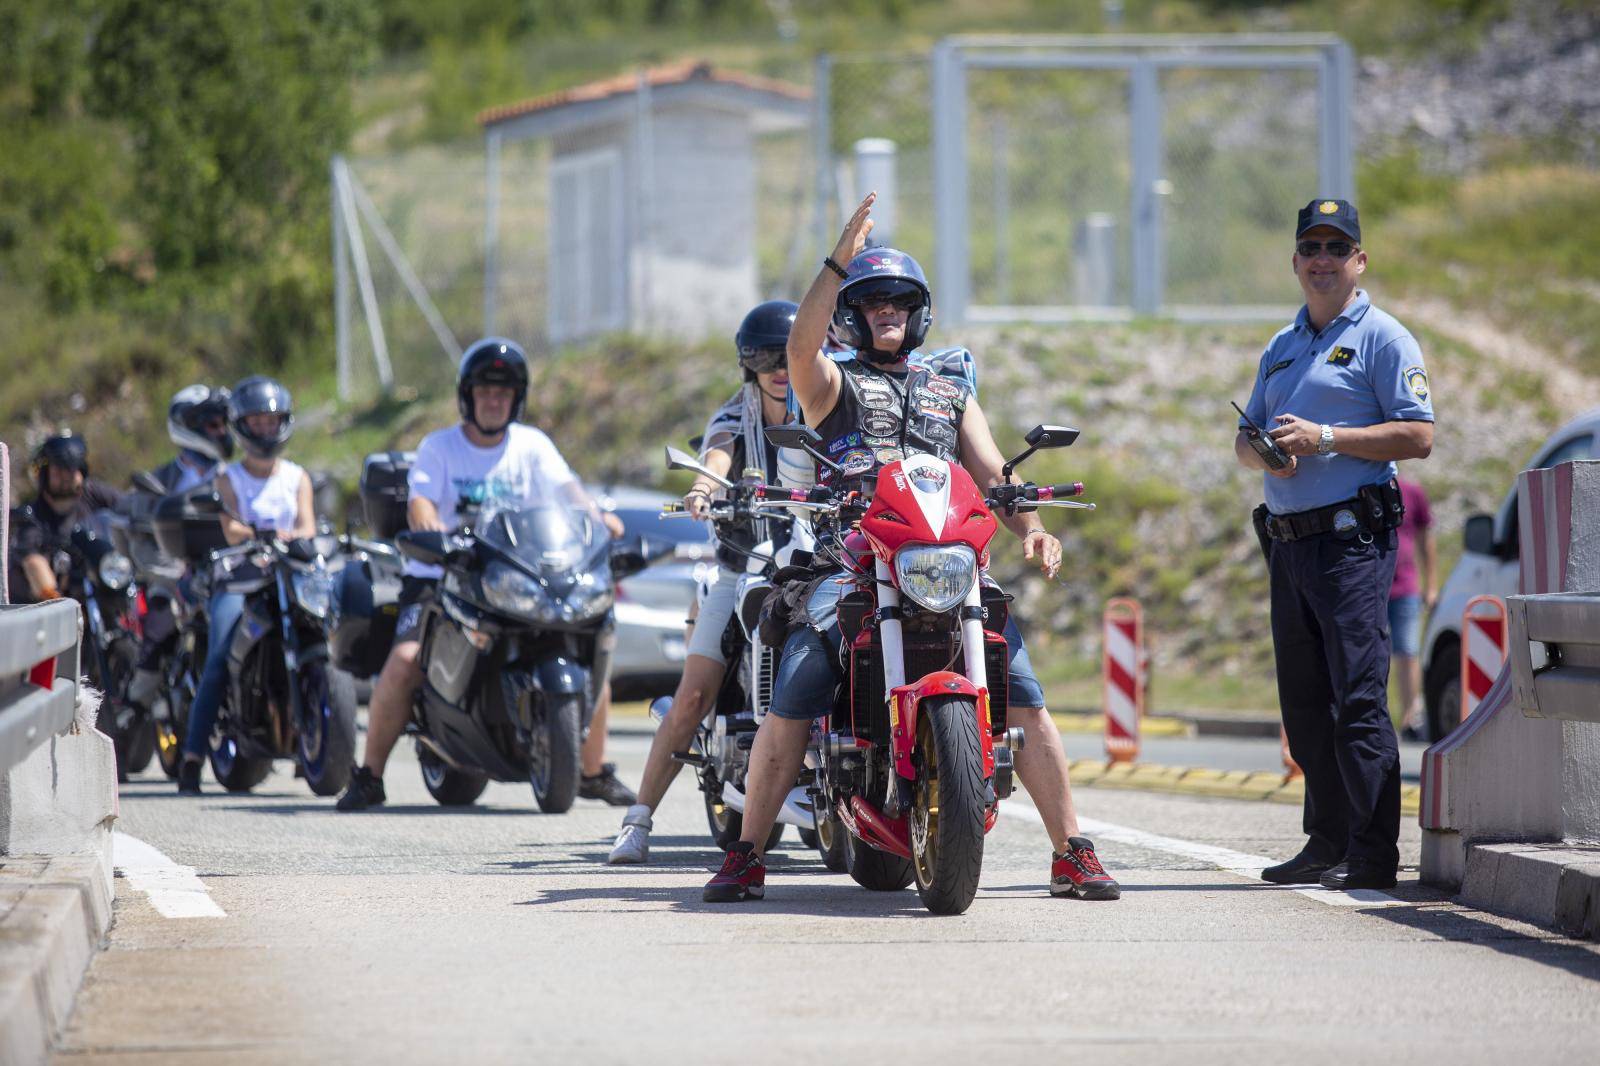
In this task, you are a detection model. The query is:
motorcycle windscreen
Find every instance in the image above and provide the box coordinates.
[479,504,608,578]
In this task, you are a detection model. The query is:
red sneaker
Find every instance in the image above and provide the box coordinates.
[703,841,766,903]
[1051,836,1121,900]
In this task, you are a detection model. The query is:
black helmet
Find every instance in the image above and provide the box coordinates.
[457,337,529,432]
[832,247,933,359]
[168,384,234,461]
[736,300,798,379]
[229,375,294,459]
[33,431,89,478]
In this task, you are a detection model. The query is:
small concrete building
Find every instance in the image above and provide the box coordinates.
[478,62,810,344]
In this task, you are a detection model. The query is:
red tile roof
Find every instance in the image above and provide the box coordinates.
[477,61,810,127]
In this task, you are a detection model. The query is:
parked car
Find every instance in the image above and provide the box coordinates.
[597,486,715,697]
[1421,409,1600,740]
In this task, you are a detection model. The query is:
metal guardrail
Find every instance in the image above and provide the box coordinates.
[0,599,82,774]
[1507,592,1600,724]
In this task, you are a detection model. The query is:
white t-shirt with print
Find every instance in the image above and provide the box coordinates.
[404,423,579,578]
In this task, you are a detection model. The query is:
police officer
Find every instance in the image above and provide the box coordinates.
[1237,198,1434,891]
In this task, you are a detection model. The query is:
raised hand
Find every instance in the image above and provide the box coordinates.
[832,192,876,266]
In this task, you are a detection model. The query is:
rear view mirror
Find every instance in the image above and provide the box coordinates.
[1463,514,1496,557]
[665,445,733,488]
[131,470,166,496]
[763,425,823,451]
[1024,425,1080,449]
[185,486,223,515]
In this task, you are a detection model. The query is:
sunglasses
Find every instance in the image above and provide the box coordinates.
[1296,239,1358,259]
[739,347,787,374]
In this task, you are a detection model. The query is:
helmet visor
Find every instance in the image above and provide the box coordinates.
[842,277,925,312]
[738,346,787,375]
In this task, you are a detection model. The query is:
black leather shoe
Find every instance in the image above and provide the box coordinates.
[1260,851,1338,884]
[1318,862,1397,890]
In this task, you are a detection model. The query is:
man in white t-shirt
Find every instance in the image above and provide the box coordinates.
[338,338,634,811]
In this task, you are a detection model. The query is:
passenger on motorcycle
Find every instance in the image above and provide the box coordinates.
[127,384,237,714]
[337,337,637,811]
[704,194,1121,903]
[7,432,123,604]
[608,299,798,864]
[176,376,317,795]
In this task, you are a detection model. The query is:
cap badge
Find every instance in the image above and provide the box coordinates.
[1318,200,1340,214]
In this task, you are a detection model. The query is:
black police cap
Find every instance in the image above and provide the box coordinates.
[1295,198,1361,243]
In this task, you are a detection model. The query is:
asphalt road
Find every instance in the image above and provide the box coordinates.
[57,726,1600,1065]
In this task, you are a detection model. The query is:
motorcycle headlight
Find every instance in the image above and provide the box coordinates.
[561,569,614,622]
[893,544,977,614]
[291,569,333,619]
[483,561,561,622]
[98,551,134,592]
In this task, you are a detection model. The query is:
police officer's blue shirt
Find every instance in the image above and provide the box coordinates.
[1243,290,1433,515]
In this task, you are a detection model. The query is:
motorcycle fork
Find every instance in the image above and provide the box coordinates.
[273,566,310,735]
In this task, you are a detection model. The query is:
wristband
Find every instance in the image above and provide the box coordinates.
[823,256,849,280]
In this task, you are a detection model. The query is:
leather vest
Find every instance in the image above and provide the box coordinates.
[811,357,968,485]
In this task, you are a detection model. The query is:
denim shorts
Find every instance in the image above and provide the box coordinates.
[1388,594,1423,658]
[766,577,1046,720]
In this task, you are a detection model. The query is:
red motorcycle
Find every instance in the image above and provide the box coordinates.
[762,424,1091,914]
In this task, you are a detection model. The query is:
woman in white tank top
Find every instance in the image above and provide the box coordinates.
[177,375,316,795]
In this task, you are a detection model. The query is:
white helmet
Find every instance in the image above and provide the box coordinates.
[167,384,234,462]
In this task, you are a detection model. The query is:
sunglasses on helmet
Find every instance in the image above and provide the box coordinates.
[739,347,787,374]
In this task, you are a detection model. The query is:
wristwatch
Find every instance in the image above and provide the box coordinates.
[1317,424,1335,455]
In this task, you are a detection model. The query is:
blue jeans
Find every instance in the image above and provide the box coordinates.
[1387,595,1423,658]
[183,591,246,758]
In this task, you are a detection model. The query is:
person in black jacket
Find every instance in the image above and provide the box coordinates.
[8,432,123,604]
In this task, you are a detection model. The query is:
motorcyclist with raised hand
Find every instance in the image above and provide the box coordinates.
[175,376,317,795]
[608,300,798,864]
[7,432,123,604]
[702,194,1121,903]
[337,337,637,812]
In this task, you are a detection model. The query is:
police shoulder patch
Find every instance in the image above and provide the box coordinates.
[1404,365,1430,402]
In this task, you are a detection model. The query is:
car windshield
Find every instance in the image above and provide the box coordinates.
[480,504,601,570]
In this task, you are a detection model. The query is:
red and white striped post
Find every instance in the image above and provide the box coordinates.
[1103,598,1143,763]
[1459,595,1508,723]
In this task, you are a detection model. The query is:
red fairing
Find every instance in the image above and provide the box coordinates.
[861,457,997,567]
[890,673,995,780]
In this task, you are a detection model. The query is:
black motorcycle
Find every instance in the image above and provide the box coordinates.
[151,485,358,795]
[56,513,148,778]
[395,499,663,812]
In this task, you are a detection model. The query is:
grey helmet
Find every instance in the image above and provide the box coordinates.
[229,376,294,459]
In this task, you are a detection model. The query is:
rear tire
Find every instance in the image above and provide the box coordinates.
[910,696,987,915]
[298,663,359,797]
[1425,638,1461,743]
[529,693,583,814]
[123,720,156,775]
[844,828,915,891]
[813,802,849,873]
[419,745,488,806]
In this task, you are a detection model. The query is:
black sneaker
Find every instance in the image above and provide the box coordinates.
[578,763,638,807]
[177,760,202,796]
[336,766,386,811]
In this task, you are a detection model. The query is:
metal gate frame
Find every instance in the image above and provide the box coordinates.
[931,34,1355,325]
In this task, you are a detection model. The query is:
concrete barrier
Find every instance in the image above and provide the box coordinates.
[1420,460,1600,936]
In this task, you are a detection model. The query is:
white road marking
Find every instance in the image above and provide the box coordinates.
[1001,799,1406,907]
[113,831,227,919]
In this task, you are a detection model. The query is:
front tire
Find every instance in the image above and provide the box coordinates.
[298,663,359,797]
[910,696,987,915]
[705,785,784,852]
[209,734,274,793]
[529,693,583,814]
[419,744,489,806]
